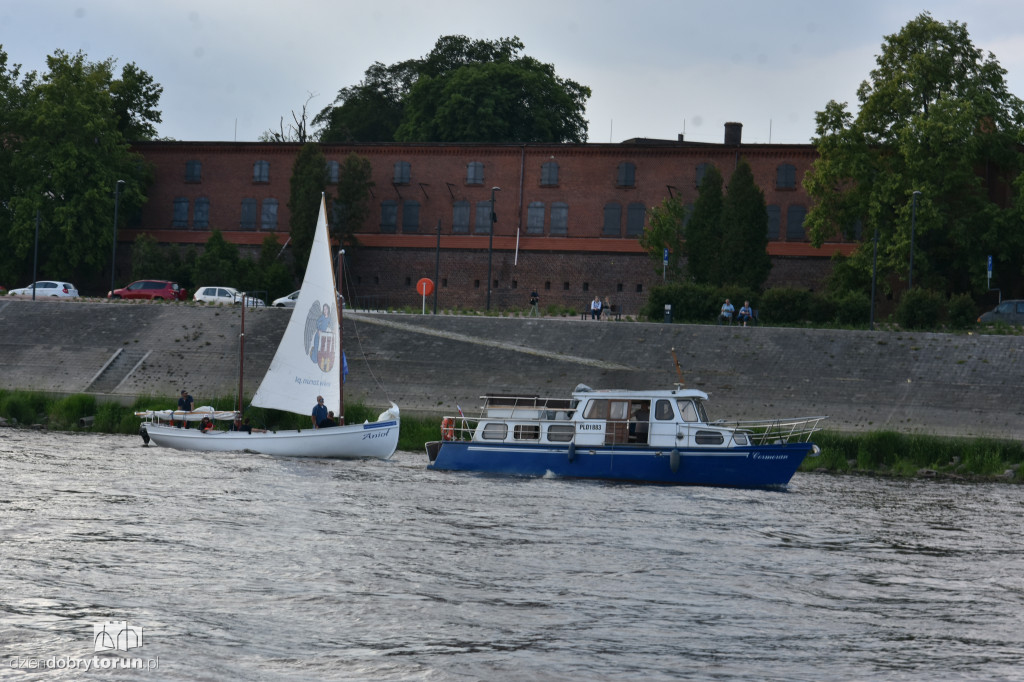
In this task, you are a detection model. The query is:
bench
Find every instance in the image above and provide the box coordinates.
[580,304,622,320]
[718,308,759,326]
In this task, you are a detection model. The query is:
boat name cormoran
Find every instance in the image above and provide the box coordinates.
[750,452,788,461]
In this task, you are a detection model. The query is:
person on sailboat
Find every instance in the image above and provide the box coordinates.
[177,389,194,428]
[312,395,328,428]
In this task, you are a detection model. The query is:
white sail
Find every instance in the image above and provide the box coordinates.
[251,197,342,417]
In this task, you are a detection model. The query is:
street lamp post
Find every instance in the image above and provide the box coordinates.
[111,180,125,294]
[908,190,920,290]
[486,186,500,311]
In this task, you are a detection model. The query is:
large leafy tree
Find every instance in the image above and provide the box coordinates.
[804,13,1024,297]
[315,35,590,143]
[720,159,771,290]
[0,49,160,292]
[639,196,688,281]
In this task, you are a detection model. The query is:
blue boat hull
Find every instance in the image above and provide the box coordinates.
[427,441,816,488]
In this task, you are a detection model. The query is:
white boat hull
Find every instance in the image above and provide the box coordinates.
[142,404,400,459]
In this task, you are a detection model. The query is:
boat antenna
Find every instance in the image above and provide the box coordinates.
[670,347,685,387]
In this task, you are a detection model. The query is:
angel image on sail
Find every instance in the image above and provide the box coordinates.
[306,301,335,373]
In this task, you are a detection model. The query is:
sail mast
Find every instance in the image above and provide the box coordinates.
[336,246,345,425]
[238,302,246,413]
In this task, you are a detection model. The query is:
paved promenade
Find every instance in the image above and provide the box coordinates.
[1,298,1020,440]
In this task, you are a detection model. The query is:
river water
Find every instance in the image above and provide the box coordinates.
[1,431,1022,681]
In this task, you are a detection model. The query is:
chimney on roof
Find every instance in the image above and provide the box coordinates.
[724,122,742,146]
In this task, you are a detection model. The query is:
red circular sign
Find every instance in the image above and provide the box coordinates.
[416,278,434,296]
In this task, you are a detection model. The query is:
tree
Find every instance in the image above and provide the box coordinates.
[315,35,590,144]
[259,92,317,143]
[286,143,329,277]
[0,49,159,292]
[191,230,240,285]
[639,196,688,281]
[804,12,1024,297]
[332,153,374,248]
[686,166,725,285]
[110,61,163,141]
[720,160,771,290]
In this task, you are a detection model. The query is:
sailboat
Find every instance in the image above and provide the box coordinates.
[137,196,400,459]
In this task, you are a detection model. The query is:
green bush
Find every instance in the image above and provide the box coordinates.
[760,288,815,325]
[947,293,978,330]
[828,291,871,326]
[896,289,945,329]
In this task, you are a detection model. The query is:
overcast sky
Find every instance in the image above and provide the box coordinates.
[4,0,1024,144]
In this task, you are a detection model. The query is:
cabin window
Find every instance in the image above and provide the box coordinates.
[654,400,674,420]
[678,400,698,422]
[695,431,725,445]
[482,423,508,440]
[584,400,630,420]
[733,433,749,446]
[513,424,540,440]
[547,424,575,442]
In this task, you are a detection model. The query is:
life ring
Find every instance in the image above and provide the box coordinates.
[441,417,455,441]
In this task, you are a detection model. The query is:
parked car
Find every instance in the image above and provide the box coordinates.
[237,294,266,308]
[272,290,301,308]
[978,299,1024,325]
[9,281,79,298]
[194,286,241,305]
[108,280,187,301]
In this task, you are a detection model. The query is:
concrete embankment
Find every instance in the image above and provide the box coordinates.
[0,298,1021,440]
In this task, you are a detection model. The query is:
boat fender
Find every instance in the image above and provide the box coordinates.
[670,448,680,473]
[139,425,150,446]
[441,417,455,441]
[568,441,577,463]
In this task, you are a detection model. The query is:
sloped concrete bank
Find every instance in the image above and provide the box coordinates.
[0,298,1021,440]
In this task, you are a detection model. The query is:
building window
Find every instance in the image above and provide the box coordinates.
[527,202,545,235]
[402,200,420,233]
[583,282,590,292]
[261,198,278,230]
[253,160,270,183]
[393,161,411,185]
[786,205,806,240]
[240,198,257,230]
[696,163,712,188]
[626,202,646,236]
[380,200,398,233]
[541,161,559,186]
[550,202,568,236]
[603,202,622,236]
[172,197,189,228]
[326,160,340,184]
[193,197,210,229]
[185,160,202,183]
[767,205,781,240]
[475,201,492,234]
[452,200,470,234]
[466,161,484,185]
[617,162,636,188]
[563,282,569,290]
[777,164,797,190]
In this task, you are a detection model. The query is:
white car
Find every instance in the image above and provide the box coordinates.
[9,281,79,298]
[237,294,266,308]
[193,286,241,305]
[272,290,301,308]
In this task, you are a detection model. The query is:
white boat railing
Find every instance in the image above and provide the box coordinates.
[438,414,827,446]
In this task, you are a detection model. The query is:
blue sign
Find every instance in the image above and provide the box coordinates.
[988,255,992,274]
[663,248,669,265]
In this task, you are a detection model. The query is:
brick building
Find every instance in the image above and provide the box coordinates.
[130,123,855,314]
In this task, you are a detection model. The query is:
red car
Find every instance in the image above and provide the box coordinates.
[108,280,188,301]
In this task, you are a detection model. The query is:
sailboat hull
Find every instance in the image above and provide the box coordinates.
[142,404,400,460]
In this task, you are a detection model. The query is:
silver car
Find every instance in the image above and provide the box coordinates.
[272,290,301,308]
[978,299,1024,325]
[9,281,79,298]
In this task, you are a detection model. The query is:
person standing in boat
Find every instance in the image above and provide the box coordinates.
[177,389,194,428]
[311,395,328,428]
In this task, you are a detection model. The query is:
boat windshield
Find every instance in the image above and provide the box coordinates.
[677,399,709,423]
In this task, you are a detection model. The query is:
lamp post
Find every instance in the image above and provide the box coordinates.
[486,186,500,311]
[870,224,878,330]
[111,180,125,294]
[908,190,920,290]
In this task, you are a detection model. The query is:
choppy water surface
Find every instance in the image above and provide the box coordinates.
[1,431,1022,680]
